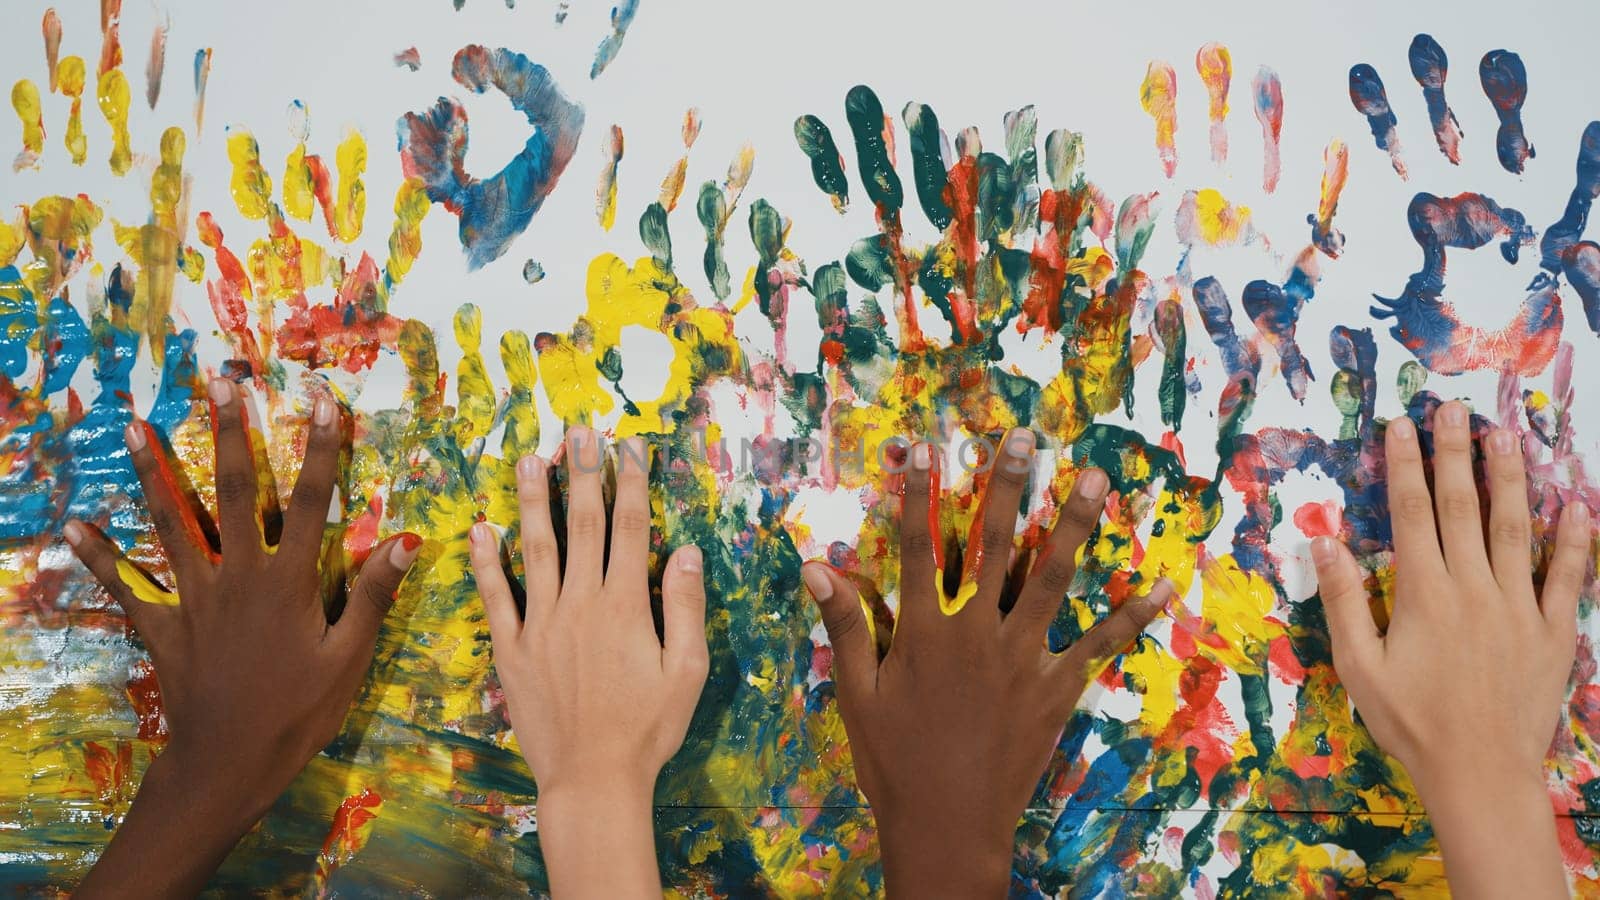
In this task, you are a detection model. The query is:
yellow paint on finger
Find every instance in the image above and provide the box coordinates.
[227,130,273,220]
[115,560,177,605]
[58,57,87,165]
[12,79,44,171]
[935,573,980,615]
[334,129,366,242]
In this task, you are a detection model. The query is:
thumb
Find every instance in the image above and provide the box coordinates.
[662,545,711,690]
[334,533,422,651]
[801,562,877,702]
[1311,535,1381,668]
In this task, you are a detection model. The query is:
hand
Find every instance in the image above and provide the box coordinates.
[468,427,709,899]
[1313,400,1589,900]
[801,429,1172,897]
[67,377,420,899]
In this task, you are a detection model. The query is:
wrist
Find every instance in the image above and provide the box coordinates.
[150,739,285,834]
[875,808,1014,898]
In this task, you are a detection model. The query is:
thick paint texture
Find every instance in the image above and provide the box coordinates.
[1348,63,1408,179]
[5,23,1600,900]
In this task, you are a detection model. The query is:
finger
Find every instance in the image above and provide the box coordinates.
[469,522,523,646]
[562,426,606,592]
[331,534,422,654]
[1384,416,1445,578]
[662,545,711,699]
[515,454,561,615]
[1482,427,1534,593]
[967,429,1035,620]
[896,441,940,634]
[802,561,877,708]
[124,419,211,579]
[209,378,264,558]
[279,396,341,575]
[1541,503,1592,639]
[1055,578,1171,685]
[1006,467,1108,651]
[1311,535,1382,669]
[1429,401,1489,577]
[606,437,653,592]
[64,520,178,644]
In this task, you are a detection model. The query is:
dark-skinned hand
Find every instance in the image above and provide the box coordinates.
[66,377,419,899]
[801,428,1173,897]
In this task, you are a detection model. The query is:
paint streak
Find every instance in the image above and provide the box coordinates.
[192,48,212,135]
[1140,61,1179,178]
[1252,67,1283,193]
[312,789,382,895]
[58,57,87,165]
[398,46,585,269]
[596,124,623,230]
[1311,139,1350,258]
[1541,122,1600,334]
[1177,189,1252,248]
[1373,192,1555,375]
[42,9,63,93]
[591,0,640,79]
[1408,34,1462,165]
[98,0,124,77]
[394,47,422,71]
[12,80,44,172]
[697,146,754,301]
[97,69,132,175]
[1481,49,1534,174]
[1349,64,1407,179]
[795,114,849,213]
[145,20,167,110]
[1197,43,1232,165]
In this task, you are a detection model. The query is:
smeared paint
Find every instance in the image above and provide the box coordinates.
[1196,43,1232,165]
[145,19,167,109]
[596,124,623,230]
[192,48,212,135]
[1373,192,1555,374]
[1348,64,1407,179]
[59,57,87,165]
[1541,121,1600,334]
[99,0,124,78]
[522,259,544,284]
[697,145,755,300]
[795,114,849,213]
[1310,139,1350,258]
[393,47,421,71]
[42,9,63,93]
[12,79,45,172]
[398,46,584,269]
[97,69,132,175]
[1408,34,1462,165]
[590,0,639,79]
[1140,61,1179,178]
[1251,67,1283,193]
[1481,49,1534,174]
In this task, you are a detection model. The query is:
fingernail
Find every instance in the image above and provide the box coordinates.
[64,520,84,547]
[1149,577,1175,610]
[569,426,590,449]
[208,377,232,406]
[124,422,146,452]
[470,522,492,547]
[801,563,834,602]
[390,534,422,568]
[1004,428,1036,459]
[1570,504,1590,526]
[1388,417,1415,441]
[1488,429,1515,455]
[517,454,544,481]
[678,546,703,573]
[1440,402,1466,427]
[1311,535,1338,566]
[313,397,336,427]
[1076,468,1108,499]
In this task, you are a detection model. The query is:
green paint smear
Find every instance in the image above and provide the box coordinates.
[793,114,849,212]
[844,85,902,214]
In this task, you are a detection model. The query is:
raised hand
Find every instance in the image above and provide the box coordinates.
[66,378,420,899]
[1314,400,1589,900]
[801,429,1172,896]
[468,427,709,899]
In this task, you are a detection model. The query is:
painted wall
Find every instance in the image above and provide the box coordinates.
[3,0,1599,894]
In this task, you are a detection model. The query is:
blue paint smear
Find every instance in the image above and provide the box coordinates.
[1371,192,1542,368]
[1242,278,1312,402]
[1348,64,1399,152]
[398,46,585,270]
[1408,34,1461,162]
[590,0,640,79]
[1540,122,1600,331]
[1480,50,1534,174]
[1193,276,1259,386]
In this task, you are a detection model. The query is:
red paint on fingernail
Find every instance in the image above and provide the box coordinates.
[398,533,422,553]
